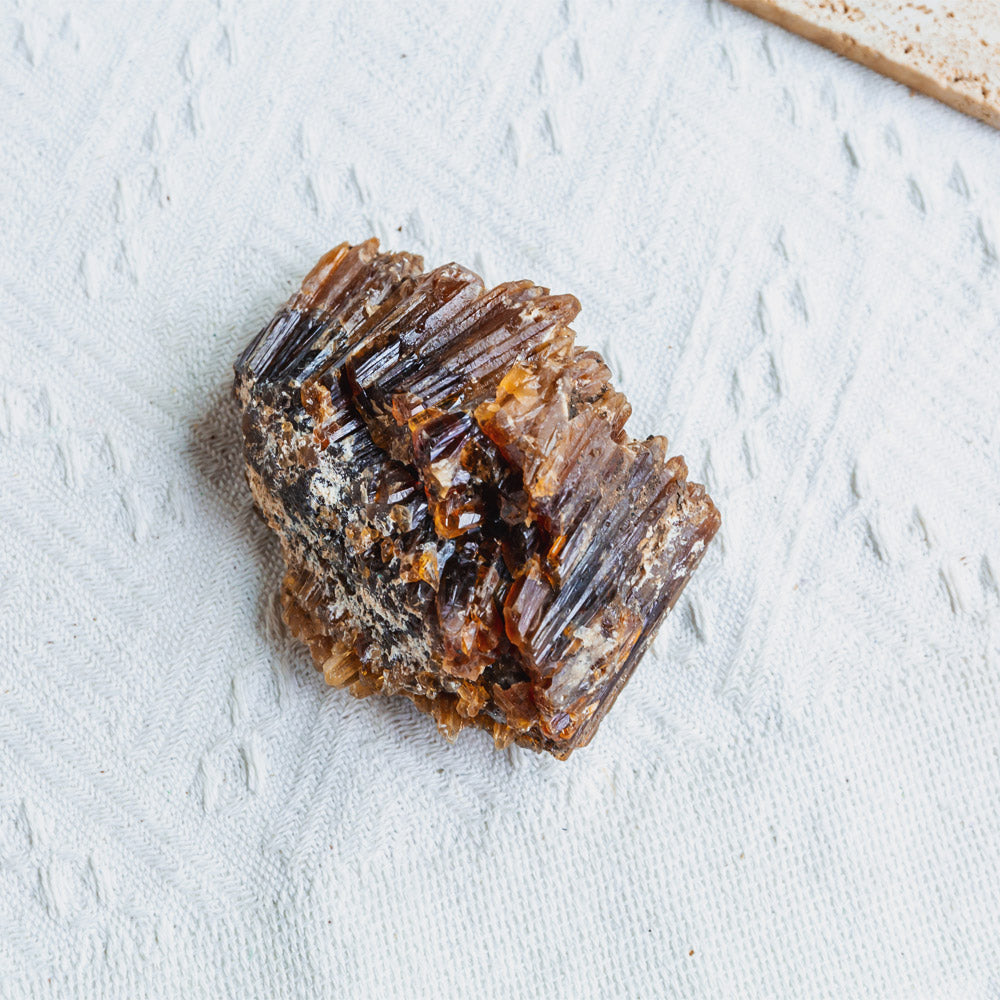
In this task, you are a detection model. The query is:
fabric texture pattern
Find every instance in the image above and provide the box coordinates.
[1,1,999,997]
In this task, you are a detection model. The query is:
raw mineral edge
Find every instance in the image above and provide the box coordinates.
[234,239,720,758]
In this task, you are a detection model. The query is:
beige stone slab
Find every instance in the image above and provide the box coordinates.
[725,1,1000,128]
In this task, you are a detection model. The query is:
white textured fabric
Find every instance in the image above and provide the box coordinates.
[2,1,999,996]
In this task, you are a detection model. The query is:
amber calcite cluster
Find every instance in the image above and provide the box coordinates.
[234,240,719,757]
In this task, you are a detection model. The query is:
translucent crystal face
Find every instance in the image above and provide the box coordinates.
[235,239,720,758]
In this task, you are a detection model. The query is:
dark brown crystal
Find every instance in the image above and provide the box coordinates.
[234,239,720,758]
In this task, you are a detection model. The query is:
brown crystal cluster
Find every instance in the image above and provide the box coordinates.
[234,239,720,757]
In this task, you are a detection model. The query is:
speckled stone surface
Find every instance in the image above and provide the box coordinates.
[727,0,1000,126]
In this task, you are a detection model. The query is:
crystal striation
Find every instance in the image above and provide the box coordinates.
[234,239,720,758]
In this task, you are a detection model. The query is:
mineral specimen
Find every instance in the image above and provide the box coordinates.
[234,239,720,758]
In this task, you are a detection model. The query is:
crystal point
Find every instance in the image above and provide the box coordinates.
[234,240,720,758]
